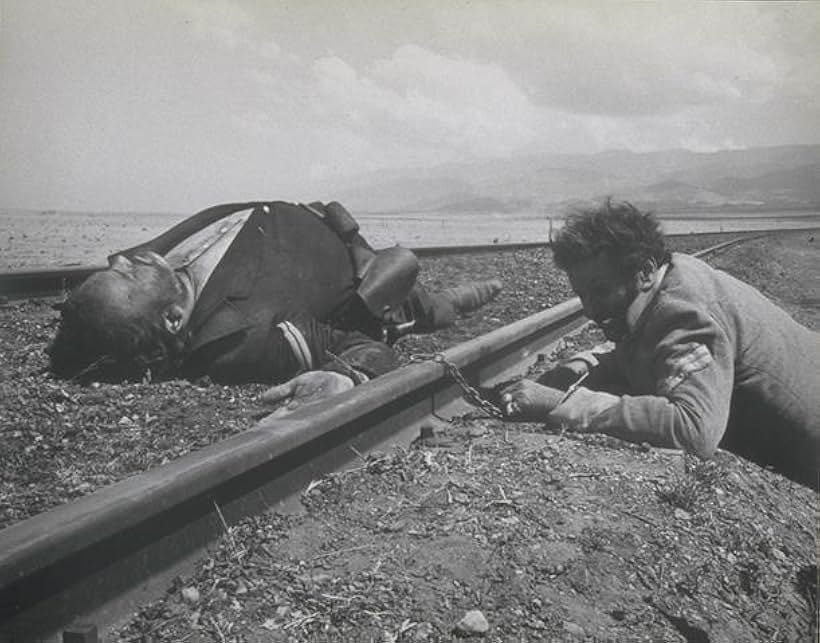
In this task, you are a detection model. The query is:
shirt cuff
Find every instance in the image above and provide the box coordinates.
[277,321,314,373]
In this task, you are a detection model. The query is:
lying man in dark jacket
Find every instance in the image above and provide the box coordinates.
[48,200,502,414]
[500,200,819,488]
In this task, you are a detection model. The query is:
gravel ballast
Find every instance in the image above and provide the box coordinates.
[1,230,818,642]
[0,232,809,529]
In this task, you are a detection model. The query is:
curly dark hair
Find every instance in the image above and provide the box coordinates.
[551,199,671,278]
[48,272,187,382]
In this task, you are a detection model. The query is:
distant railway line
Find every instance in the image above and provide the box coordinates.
[0,242,558,301]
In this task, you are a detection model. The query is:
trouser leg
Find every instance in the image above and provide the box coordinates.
[403,279,502,333]
[436,280,503,315]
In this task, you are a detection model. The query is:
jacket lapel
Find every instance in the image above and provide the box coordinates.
[187,299,254,351]
[112,202,262,262]
[186,208,266,348]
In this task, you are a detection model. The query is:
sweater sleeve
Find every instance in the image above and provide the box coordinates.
[557,342,626,393]
[549,300,735,458]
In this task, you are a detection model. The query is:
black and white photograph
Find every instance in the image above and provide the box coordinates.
[1,2,817,641]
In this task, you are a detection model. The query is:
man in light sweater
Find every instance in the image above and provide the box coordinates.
[501,200,819,488]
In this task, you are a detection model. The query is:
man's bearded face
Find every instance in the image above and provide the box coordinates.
[566,252,639,342]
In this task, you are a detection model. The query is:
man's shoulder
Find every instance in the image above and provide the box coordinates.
[667,252,715,279]
[660,253,725,301]
[643,255,722,332]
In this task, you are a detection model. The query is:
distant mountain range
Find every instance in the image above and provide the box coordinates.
[331,144,820,215]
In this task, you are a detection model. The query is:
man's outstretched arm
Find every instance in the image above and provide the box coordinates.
[505,301,735,459]
[256,313,401,416]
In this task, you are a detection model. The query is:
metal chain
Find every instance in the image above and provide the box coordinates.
[409,352,505,418]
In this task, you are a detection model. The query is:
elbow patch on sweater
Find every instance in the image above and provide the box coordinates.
[657,342,713,395]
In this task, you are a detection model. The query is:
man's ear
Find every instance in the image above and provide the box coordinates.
[636,258,658,291]
[163,303,187,334]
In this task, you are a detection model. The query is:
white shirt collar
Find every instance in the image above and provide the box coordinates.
[168,213,251,303]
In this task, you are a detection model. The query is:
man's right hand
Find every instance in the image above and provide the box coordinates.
[500,379,564,421]
[261,371,355,418]
[537,360,589,390]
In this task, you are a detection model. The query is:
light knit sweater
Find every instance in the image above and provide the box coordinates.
[549,253,819,488]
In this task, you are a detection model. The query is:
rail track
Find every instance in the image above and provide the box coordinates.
[0,242,552,301]
[0,235,763,642]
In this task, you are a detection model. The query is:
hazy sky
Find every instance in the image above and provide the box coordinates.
[1,1,818,212]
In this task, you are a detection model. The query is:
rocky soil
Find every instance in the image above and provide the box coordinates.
[0,230,817,642]
[0,232,743,528]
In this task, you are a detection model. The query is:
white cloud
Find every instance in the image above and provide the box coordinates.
[308,45,541,160]
[170,0,285,62]
[1,1,817,211]
[371,45,526,110]
[432,1,788,116]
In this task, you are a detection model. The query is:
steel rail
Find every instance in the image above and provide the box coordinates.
[0,230,771,300]
[0,235,761,641]
[0,244,556,301]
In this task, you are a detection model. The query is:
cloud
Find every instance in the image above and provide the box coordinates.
[170,0,283,60]
[308,45,541,160]
[155,1,820,163]
[431,2,788,117]
[1,1,817,212]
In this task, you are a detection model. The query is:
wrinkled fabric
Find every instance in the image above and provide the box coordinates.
[180,203,398,384]
[550,253,820,488]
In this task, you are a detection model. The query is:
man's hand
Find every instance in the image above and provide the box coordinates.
[537,359,589,390]
[261,371,355,418]
[500,379,564,421]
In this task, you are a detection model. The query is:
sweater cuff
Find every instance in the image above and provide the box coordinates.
[548,387,620,432]
[564,342,614,369]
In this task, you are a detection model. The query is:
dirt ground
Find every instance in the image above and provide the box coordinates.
[0,233,769,530]
[104,230,816,643]
[0,230,816,642]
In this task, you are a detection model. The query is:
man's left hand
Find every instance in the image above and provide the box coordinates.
[261,371,355,417]
[500,379,564,421]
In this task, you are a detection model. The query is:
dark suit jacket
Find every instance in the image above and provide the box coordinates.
[125,201,400,384]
